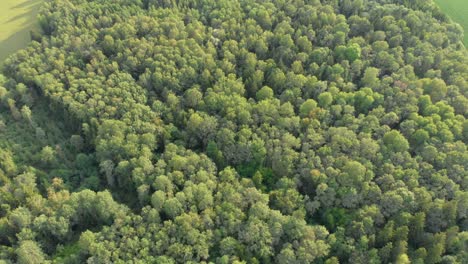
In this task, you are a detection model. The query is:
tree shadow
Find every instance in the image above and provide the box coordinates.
[7,1,43,25]
[12,0,42,9]
[0,30,31,62]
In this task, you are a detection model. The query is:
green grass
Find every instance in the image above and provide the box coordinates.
[434,0,468,45]
[52,242,82,263]
[0,0,43,63]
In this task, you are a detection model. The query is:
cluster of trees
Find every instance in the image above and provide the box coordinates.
[0,0,467,263]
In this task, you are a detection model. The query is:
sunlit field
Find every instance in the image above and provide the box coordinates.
[0,0,43,63]
[435,0,468,45]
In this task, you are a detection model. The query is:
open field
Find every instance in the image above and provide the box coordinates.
[0,0,43,63]
[435,0,468,45]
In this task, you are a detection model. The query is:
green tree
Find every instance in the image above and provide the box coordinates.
[383,131,409,153]
[16,240,46,264]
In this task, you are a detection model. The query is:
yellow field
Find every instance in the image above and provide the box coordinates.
[0,0,43,63]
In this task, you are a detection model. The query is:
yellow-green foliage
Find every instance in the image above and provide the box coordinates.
[435,0,468,45]
[0,0,43,62]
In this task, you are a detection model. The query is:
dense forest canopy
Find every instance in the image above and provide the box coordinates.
[0,0,467,263]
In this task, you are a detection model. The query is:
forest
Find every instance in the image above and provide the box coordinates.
[0,0,467,263]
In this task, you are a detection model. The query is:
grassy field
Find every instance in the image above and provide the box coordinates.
[0,0,43,63]
[434,0,468,45]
